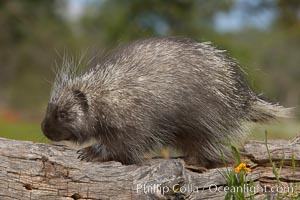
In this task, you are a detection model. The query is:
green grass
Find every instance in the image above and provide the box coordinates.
[220,145,254,200]
[221,131,300,199]
[250,120,300,140]
[1,117,299,142]
[0,117,47,142]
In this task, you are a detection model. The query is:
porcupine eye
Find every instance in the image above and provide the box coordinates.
[57,111,67,121]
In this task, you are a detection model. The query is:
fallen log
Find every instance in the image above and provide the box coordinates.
[0,136,299,200]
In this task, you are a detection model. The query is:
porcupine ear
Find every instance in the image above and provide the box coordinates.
[73,89,89,112]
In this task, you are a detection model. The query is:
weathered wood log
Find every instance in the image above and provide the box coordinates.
[0,136,299,200]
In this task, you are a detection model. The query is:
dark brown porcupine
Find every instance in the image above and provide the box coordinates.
[41,37,293,167]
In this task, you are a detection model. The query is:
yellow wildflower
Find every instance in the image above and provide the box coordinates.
[235,163,251,173]
[234,166,241,173]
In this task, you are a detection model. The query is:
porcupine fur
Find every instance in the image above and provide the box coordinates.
[41,37,293,167]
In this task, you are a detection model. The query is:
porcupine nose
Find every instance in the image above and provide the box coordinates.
[41,119,51,139]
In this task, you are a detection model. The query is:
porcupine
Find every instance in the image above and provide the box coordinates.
[41,37,293,167]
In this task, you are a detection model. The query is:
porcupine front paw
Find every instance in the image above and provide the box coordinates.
[77,144,112,162]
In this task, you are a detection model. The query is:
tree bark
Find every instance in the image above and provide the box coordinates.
[0,136,299,200]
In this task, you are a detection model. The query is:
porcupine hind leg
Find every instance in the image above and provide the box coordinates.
[173,132,231,168]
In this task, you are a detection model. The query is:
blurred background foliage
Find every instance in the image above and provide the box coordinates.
[0,0,299,142]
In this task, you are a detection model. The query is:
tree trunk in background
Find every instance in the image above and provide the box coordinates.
[0,136,299,200]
